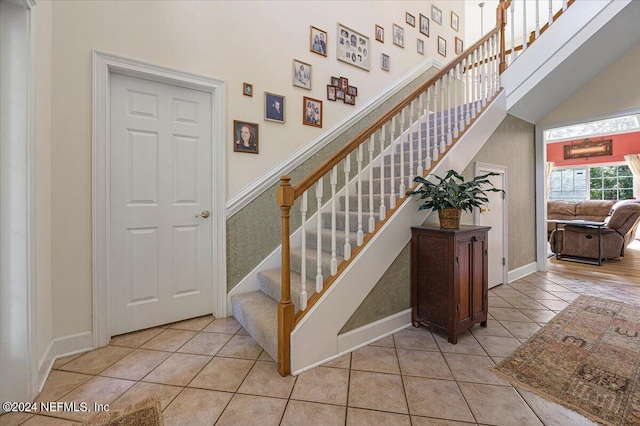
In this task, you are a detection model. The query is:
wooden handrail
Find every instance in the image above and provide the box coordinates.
[292,26,500,199]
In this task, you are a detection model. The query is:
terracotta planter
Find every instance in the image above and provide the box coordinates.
[438,208,462,229]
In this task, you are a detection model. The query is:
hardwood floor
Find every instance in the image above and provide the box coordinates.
[548,239,640,286]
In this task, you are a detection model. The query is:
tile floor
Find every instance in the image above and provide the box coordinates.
[4,269,640,426]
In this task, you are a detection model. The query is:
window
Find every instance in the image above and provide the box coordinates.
[589,165,634,200]
[550,165,634,201]
[545,115,640,142]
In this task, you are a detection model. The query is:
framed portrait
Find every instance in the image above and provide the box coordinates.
[381,53,390,71]
[417,39,424,55]
[344,94,356,105]
[419,14,429,37]
[327,85,336,101]
[392,24,404,48]
[375,24,384,43]
[243,82,253,97]
[339,77,349,91]
[347,86,358,96]
[292,59,312,90]
[331,76,340,87]
[233,120,259,154]
[432,5,442,25]
[406,12,415,27]
[451,12,459,32]
[337,23,370,71]
[438,36,446,57]
[310,26,328,57]
[264,92,285,123]
[455,37,464,55]
[336,89,345,100]
[303,96,323,128]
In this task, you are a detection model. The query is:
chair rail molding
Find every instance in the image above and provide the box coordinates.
[92,51,228,348]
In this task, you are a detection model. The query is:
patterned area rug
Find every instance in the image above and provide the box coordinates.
[493,295,640,426]
[87,397,163,426]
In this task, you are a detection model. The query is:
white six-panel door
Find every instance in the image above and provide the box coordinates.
[110,73,214,335]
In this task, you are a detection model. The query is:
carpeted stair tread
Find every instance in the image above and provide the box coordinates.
[372,161,424,178]
[305,227,352,257]
[359,177,415,195]
[231,291,277,362]
[257,268,315,313]
[291,246,344,281]
[339,193,408,212]
[321,210,380,232]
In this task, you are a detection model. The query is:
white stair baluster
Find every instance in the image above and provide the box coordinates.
[465,56,471,125]
[330,166,338,275]
[477,48,483,111]
[368,134,376,232]
[417,94,425,178]
[482,42,487,108]
[315,178,323,292]
[426,87,435,163]
[439,78,446,153]
[343,154,351,260]
[454,64,460,138]
[408,100,415,184]
[563,0,567,11]
[488,37,494,98]
[389,117,397,207]
[399,110,406,196]
[447,70,453,145]
[523,0,528,51]
[535,0,540,39]
[496,34,502,90]
[511,1,516,64]
[357,144,364,245]
[300,191,308,311]
[549,0,554,26]
[379,126,387,220]
[432,84,439,159]
[471,51,477,118]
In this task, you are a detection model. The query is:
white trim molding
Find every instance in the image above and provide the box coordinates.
[38,331,94,393]
[508,262,538,283]
[226,58,444,218]
[92,51,227,349]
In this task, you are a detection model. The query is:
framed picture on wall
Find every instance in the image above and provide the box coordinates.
[233,120,259,154]
[344,94,356,105]
[451,12,459,32]
[264,92,285,123]
[303,96,323,128]
[337,23,370,71]
[417,39,425,55]
[419,14,429,37]
[327,85,337,101]
[293,59,312,90]
[406,12,415,27]
[432,5,442,25]
[310,26,328,57]
[381,53,390,71]
[392,24,404,48]
[455,37,464,55]
[375,24,384,43]
[438,36,447,57]
[336,89,345,100]
[242,82,253,97]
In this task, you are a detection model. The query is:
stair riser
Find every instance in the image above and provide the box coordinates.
[359,177,409,194]
[396,141,441,154]
[372,162,423,179]
[257,271,311,314]
[383,152,437,165]
[338,193,409,212]
[305,231,348,257]
[320,211,379,232]
[290,250,334,282]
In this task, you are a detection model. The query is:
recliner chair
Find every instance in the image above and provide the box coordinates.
[550,200,640,260]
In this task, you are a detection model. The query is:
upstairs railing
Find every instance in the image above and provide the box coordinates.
[276,0,574,376]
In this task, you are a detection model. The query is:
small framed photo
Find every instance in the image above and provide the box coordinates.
[417,39,425,55]
[344,94,356,105]
[419,14,429,37]
[293,59,312,90]
[451,12,459,32]
[303,96,323,128]
[406,12,415,27]
[331,76,340,87]
[310,26,328,57]
[392,24,404,48]
[375,24,384,43]
[233,120,259,154]
[438,36,446,57]
[327,85,336,101]
[243,82,253,97]
[381,53,390,71]
[432,5,442,25]
[337,23,370,71]
[339,77,349,91]
[455,37,464,55]
[264,92,285,123]
[336,89,345,100]
[347,86,358,96]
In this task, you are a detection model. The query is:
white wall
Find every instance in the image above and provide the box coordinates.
[49,1,464,338]
[35,0,54,366]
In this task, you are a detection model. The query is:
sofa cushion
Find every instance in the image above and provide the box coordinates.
[548,200,576,218]
[574,200,615,222]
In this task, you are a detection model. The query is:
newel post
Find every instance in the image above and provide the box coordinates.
[497,0,507,74]
[277,176,295,376]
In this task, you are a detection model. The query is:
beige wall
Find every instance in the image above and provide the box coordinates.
[539,43,640,126]
[36,1,54,361]
[49,1,465,337]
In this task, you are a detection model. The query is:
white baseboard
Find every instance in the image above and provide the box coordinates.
[290,309,411,376]
[37,331,94,394]
[508,262,538,283]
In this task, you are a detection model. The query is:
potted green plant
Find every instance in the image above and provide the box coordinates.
[407,170,504,229]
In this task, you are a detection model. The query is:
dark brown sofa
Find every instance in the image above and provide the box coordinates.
[550,200,640,260]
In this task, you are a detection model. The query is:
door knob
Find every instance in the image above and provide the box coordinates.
[196,210,210,219]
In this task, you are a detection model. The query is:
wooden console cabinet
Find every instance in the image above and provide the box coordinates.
[411,225,490,344]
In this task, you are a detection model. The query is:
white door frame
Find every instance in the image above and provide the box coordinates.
[474,162,508,287]
[92,51,227,348]
[0,0,38,406]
